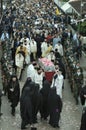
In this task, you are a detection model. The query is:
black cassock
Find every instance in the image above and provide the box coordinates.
[48,87,62,128]
[21,78,32,94]
[80,109,86,130]
[80,85,86,105]
[40,80,51,120]
[30,83,43,123]
[20,87,32,129]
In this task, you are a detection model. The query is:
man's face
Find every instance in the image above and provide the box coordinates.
[12,77,16,82]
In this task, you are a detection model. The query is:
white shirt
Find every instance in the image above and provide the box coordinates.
[34,72,43,89]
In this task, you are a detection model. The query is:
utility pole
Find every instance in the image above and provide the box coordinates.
[81,0,83,17]
[0,0,3,15]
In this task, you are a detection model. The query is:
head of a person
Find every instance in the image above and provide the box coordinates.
[77,68,81,75]
[20,43,23,49]
[32,61,38,69]
[11,75,17,82]
[55,64,59,72]
[25,77,32,86]
[55,48,58,52]
[76,62,80,68]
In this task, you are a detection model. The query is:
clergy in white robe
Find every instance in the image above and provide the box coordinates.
[23,42,31,64]
[27,62,37,81]
[15,52,24,79]
[20,36,30,45]
[34,68,43,90]
[54,42,63,57]
[41,39,48,57]
[51,70,64,98]
[30,39,37,61]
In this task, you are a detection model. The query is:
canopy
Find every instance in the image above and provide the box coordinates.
[61,2,72,12]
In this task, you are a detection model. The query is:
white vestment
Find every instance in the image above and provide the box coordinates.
[34,72,43,89]
[51,74,64,98]
[27,64,36,81]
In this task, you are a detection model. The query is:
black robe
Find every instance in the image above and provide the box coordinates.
[20,87,32,127]
[80,109,86,130]
[58,59,66,79]
[30,83,43,123]
[34,34,42,58]
[48,88,62,128]
[40,80,51,119]
[21,78,32,94]
[80,86,86,105]
[7,77,20,107]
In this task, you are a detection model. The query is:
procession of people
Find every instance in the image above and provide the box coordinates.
[0,0,86,130]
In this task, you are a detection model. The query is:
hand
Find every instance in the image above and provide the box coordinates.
[10,88,14,92]
[84,95,86,98]
[2,91,4,95]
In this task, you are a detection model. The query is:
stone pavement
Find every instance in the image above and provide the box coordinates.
[0,31,86,130]
[0,59,84,130]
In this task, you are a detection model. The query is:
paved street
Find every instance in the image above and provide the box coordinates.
[0,0,86,129]
[0,55,85,130]
[0,30,86,129]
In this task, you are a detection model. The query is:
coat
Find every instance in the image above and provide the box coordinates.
[30,83,43,123]
[48,87,62,127]
[7,77,20,107]
[80,109,86,130]
[40,80,51,119]
[80,86,86,106]
[20,87,32,125]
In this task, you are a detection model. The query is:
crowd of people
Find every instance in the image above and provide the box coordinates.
[0,0,86,130]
